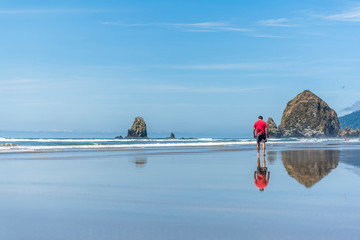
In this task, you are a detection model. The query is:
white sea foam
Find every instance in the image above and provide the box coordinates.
[0,138,125,142]
[0,137,355,153]
[0,141,251,152]
[0,138,215,142]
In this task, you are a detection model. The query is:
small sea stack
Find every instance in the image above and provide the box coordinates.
[126,116,148,138]
[267,117,280,138]
[167,133,175,139]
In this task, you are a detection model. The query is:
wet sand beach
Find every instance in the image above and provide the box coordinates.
[0,143,359,240]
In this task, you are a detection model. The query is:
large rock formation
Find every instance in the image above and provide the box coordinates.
[278,90,340,137]
[126,117,148,138]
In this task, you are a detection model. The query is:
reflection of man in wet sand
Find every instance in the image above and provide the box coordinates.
[253,115,269,156]
[254,155,270,191]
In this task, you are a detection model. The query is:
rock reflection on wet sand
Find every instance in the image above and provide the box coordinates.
[281,150,339,188]
[131,157,147,167]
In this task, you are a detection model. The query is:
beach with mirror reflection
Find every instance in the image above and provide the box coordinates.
[0,143,359,239]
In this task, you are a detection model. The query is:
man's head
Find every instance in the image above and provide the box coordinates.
[258,116,263,120]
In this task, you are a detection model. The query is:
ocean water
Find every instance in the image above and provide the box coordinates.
[0,137,358,153]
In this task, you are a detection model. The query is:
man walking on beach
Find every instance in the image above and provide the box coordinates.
[253,116,269,156]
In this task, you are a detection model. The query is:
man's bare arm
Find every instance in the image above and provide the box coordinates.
[253,127,256,138]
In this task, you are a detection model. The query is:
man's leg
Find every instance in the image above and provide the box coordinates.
[262,142,266,156]
[257,143,260,156]
[262,155,266,167]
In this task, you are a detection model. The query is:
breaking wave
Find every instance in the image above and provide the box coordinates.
[0,137,356,153]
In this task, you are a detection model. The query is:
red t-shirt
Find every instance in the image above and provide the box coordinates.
[255,174,268,189]
[254,120,268,135]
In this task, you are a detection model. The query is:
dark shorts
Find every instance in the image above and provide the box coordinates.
[257,166,268,175]
[256,134,267,143]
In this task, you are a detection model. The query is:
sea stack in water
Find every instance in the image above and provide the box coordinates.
[267,117,280,138]
[167,133,175,139]
[126,117,148,138]
[278,90,340,137]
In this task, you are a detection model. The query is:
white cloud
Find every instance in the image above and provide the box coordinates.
[325,7,360,22]
[94,61,287,71]
[0,79,44,92]
[221,27,250,32]
[253,34,287,38]
[0,79,37,84]
[134,84,272,93]
[102,21,250,32]
[167,21,228,27]
[258,18,298,27]
[155,62,281,70]
[0,9,106,14]
[101,22,147,27]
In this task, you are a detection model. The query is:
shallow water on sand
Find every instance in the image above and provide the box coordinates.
[0,144,359,240]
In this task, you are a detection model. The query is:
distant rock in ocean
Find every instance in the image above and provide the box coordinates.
[340,126,360,138]
[115,135,123,139]
[126,117,148,138]
[277,90,341,137]
[267,117,280,138]
[1,143,17,147]
[167,133,175,139]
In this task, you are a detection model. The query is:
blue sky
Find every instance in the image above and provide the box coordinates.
[1,0,360,137]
